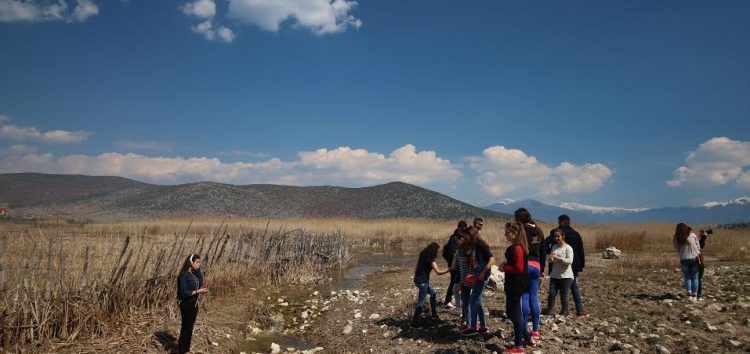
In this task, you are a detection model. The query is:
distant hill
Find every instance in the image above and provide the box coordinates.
[0,173,507,220]
[486,198,750,224]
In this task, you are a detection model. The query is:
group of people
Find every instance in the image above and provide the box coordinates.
[411,209,587,353]
[172,214,712,354]
[673,223,712,302]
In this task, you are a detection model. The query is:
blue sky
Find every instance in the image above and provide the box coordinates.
[1,0,749,208]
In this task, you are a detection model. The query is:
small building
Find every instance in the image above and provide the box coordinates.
[0,207,7,217]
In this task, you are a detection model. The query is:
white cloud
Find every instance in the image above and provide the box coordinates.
[181,0,215,19]
[0,118,90,144]
[468,145,613,197]
[0,0,98,23]
[0,144,461,186]
[180,0,235,43]
[296,144,461,185]
[191,20,235,42]
[116,140,173,152]
[667,137,750,189]
[0,115,9,123]
[227,0,362,35]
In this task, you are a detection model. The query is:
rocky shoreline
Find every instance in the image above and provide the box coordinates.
[255,262,750,354]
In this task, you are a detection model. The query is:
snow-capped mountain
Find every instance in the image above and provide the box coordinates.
[486,197,750,224]
[552,202,648,214]
[702,196,750,208]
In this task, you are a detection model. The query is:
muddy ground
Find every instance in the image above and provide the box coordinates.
[291,259,750,354]
[45,257,750,354]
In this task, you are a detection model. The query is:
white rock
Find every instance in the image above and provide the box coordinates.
[369,313,380,320]
[211,341,219,347]
[343,325,353,335]
[602,247,622,259]
[312,291,319,296]
[280,302,289,307]
[729,340,742,347]
[355,312,362,319]
[270,342,281,354]
[301,311,309,319]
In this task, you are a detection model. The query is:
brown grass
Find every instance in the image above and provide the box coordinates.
[0,220,350,351]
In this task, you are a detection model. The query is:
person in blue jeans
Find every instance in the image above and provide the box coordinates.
[515,208,546,340]
[673,223,701,301]
[460,224,496,336]
[502,222,532,353]
[411,242,449,328]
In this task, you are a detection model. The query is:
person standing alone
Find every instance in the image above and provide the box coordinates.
[177,253,209,354]
[556,215,587,317]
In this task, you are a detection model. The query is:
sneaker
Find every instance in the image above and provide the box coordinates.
[460,327,478,336]
[445,302,456,309]
[504,348,525,353]
[531,331,541,340]
[477,327,488,334]
[576,311,588,317]
[458,324,469,331]
[696,297,705,302]
[689,296,698,302]
[522,339,535,348]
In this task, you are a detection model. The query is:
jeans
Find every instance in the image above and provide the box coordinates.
[521,264,541,331]
[468,278,489,329]
[680,259,700,295]
[547,278,573,316]
[507,291,531,347]
[444,266,458,305]
[460,283,471,323]
[411,282,437,325]
[178,299,199,354]
[697,266,705,299]
[571,273,585,313]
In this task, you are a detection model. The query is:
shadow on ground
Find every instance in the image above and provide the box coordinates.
[624,292,681,301]
[153,330,177,353]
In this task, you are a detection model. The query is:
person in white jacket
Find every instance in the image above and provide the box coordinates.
[673,223,701,301]
[545,229,574,316]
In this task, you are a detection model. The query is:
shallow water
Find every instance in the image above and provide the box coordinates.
[239,250,415,353]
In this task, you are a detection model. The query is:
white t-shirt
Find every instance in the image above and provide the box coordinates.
[549,243,574,279]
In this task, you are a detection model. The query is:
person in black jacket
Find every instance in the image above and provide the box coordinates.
[177,253,209,354]
[514,208,545,339]
[555,215,587,316]
[697,228,712,300]
[443,220,467,308]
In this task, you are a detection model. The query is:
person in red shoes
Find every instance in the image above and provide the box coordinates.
[501,222,533,353]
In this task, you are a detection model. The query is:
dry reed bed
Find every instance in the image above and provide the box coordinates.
[0,221,350,351]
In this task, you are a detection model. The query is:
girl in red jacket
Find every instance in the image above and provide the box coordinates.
[501,222,532,353]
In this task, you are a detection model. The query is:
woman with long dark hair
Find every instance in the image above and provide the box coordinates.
[501,222,532,353]
[514,208,545,339]
[411,242,449,328]
[460,226,495,336]
[673,223,701,301]
[177,253,209,354]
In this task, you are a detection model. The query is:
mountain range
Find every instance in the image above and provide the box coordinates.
[485,197,750,224]
[0,173,506,220]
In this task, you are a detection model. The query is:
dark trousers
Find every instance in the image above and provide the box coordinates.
[697,266,705,298]
[444,264,458,305]
[571,273,585,313]
[506,291,530,347]
[179,299,199,354]
[547,278,573,316]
